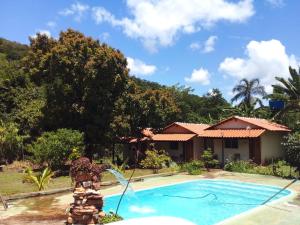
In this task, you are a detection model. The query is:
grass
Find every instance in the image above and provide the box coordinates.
[0,167,174,196]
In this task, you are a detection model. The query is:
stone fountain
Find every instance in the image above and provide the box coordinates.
[66,157,109,225]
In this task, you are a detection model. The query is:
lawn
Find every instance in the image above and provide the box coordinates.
[0,167,174,196]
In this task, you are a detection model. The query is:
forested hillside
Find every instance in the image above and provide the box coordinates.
[0,30,298,164]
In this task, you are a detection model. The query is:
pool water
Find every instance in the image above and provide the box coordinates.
[103,180,291,225]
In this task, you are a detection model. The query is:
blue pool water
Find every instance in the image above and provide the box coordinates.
[103,180,291,225]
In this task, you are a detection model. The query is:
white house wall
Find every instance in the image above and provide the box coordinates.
[213,138,250,162]
[260,131,285,163]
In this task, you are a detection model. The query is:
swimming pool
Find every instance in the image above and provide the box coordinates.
[103,179,292,225]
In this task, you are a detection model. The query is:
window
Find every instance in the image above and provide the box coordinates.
[225,138,238,148]
[169,142,179,150]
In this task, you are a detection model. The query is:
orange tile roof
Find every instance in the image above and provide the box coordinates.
[172,122,210,135]
[234,116,291,131]
[200,129,266,138]
[151,133,196,141]
[206,116,290,132]
[141,128,154,137]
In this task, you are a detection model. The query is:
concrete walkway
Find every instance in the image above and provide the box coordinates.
[0,171,299,225]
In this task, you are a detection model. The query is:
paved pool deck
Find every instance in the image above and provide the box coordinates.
[1,171,299,225]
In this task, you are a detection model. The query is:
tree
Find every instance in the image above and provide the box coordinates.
[27,128,84,170]
[282,132,300,172]
[201,149,219,171]
[0,121,24,163]
[231,78,266,108]
[24,29,129,155]
[269,67,300,119]
[140,149,170,173]
[23,167,54,191]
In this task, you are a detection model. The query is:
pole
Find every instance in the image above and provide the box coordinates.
[221,132,224,167]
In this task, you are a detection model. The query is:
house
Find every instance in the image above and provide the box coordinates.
[125,116,290,165]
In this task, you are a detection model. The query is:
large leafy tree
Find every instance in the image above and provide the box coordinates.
[269,67,300,120]
[24,29,129,155]
[231,78,266,108]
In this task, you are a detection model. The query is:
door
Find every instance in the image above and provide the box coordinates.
[249,138,261,164]
[184,140,194,162]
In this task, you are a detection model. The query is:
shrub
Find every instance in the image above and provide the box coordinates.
[201,149,219,171]
[27,129,84,170]
[23,167,54,191]
[282,132,300,172]
[0,121,24,164]
[101,212,123,224]
[181,160,204,175]
[224,160,256,173]
[140,149,171,174]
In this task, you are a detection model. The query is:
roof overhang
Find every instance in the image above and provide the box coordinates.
[151,133,196,141]
[199,129,266,138]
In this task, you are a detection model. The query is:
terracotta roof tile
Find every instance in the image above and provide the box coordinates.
[200,129,266,138]
[206,116,290,132]
[174,122,210,135]
[234,116,290,131]
[151,133,196,141]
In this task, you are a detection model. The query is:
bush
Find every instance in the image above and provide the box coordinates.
[101,212,123,224]
[282,132,300,172]
[181,160,204,175]
[27,129,84,170]
[22,167,54,191]
[224,160,256,173]
[140,149,171,174]
[201,149,219,170]
[0,121,24,163]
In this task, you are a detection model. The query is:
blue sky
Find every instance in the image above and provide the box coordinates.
[0,0,299,100]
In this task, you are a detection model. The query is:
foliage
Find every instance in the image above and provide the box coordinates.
[224,160,256,173]
[140,149,171,173]
[181,160,204,175]
[101,211,123,224]
[23,29,129,154]
[27,129,84,170]
[201,149,219,170]
[0,121,24,163]
[23,167,54,191]
[231,78,266,107]
[110,158,129,174]
[268,67,300,130]
[0,37,28,61]
[224,160,298,178]
[282,132,300,172]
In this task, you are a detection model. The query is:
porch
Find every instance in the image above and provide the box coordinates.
[203,136,262,165]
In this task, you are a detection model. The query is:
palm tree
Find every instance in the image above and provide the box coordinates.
[23,167,54,191]
[231,78,266,108]
[269,67,300,118]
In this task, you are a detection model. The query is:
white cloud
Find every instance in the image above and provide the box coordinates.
[266,0,284,7]
[219,39,299,92]
[203,35,218,53]
[189,42,201,51]
[59,2,89,22]
[31,30,51,38]
[127,57,157,76]
[46,21,56,28]
[185,68,210,85]
[92,0,254,52]
[189,35,218,53]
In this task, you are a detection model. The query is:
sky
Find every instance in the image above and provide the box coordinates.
[0,0,300,100]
